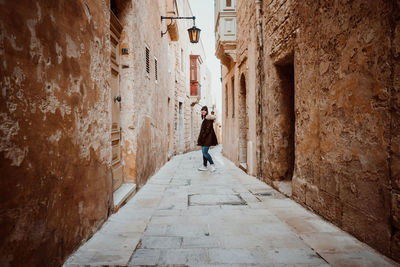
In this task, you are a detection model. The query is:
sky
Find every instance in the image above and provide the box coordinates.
[188,0,222,120]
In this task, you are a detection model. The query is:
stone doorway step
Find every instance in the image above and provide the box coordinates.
[113,183,136,211]
[272,180,292,197]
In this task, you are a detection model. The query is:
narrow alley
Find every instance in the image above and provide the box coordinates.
[1,0,400,266]
[64,147,397,267]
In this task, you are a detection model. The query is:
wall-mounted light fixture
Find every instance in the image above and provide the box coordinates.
[161,16,201,43]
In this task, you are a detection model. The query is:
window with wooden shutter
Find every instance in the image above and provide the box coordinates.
[190,55,200,97]
[145,46,150,75]
[154,57,158,82]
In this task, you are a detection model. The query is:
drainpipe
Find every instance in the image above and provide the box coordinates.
[255,0,264,178]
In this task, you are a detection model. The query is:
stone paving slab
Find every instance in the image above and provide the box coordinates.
[63,146,399,267]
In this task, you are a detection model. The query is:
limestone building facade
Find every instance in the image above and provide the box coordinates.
[0,0,209,266]
[166,0,212,157]
[216,0,400,261]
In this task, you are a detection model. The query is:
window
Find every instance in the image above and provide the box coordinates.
[190,55,200,97]
[190,55,199,82]
[226,0,232,7]
[111,0,118,17]
[154,57,158,82]
[145,46,150,75]
[191,57,195,80]
[231,76,235,118]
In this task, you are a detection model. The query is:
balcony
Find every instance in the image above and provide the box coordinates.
[215,0,237,67]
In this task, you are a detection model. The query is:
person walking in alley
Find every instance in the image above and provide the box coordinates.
[197,106,218,172]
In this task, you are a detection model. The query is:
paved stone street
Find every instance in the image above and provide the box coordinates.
[64,147,398,267]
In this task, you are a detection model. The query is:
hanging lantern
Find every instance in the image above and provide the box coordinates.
[188,25,201,43]
[161,16,201,44]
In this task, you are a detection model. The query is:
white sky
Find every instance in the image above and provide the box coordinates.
[188,0,222,120]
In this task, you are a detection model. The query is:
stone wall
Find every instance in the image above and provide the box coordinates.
[221,0,258,176]
[124,0,169,187]
[167,0,210,157]
[0,1,112,266]
[0,0,212,265]
[258,0,400,260]
[221,63,239,162]
[236,0,258,175]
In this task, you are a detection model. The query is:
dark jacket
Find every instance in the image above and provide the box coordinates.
[197,115,218,147]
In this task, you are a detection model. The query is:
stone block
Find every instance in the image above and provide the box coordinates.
[139,236,182,249]
[392,191,400,229]
[129,249,161,266]
[392,154,400,190]
[188,194,246,206]
[284,216,341,235]
[339,178,391,222]
[291,176,306,203]
[319,250,397,267]
[305,184,341,225]
[391,230,400,263]
[208,248,264,264]
[157,248,209,265]
[318,162,340,196]
[305,183,321,212]
[318,191,341,226]
[300,232,365,254]
[342,204,391,255]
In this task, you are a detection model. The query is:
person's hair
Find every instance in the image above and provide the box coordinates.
[201,106,208,119]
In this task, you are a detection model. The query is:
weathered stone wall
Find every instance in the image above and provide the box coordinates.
[259,0,400,260]
[392,0,400,258]
[236,0,258,175]
[125,0,169,187]
[0,1,112,266]
[222,0,259,175]
[167,0,210,157]
[221,63,238,162]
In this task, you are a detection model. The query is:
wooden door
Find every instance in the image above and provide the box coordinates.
[110,12,123,192]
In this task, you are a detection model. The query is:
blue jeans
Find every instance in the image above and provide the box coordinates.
[202,146,214,166]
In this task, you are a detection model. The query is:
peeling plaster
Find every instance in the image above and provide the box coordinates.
[13,66,25,87]
[35,2,41,21]
[73,107,109,162]
[49,130,62,144]
[68,75,83,96]
[0,113,28,166]
[68,36,111,163]
[89,37,107,84]
[6,34,23,52]
[50,11,56,24]
[27,19,41,59]
[0,22,5,58]
[83,3,92,24]
[27,18,45,82]
[39,81,71,119]
[66,34,80,58]
[55,43,62,64]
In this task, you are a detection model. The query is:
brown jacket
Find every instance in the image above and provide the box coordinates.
[197,115,218,147]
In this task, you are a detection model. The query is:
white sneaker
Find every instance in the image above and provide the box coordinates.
[198,166,208,171]
[209,164,216,172]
